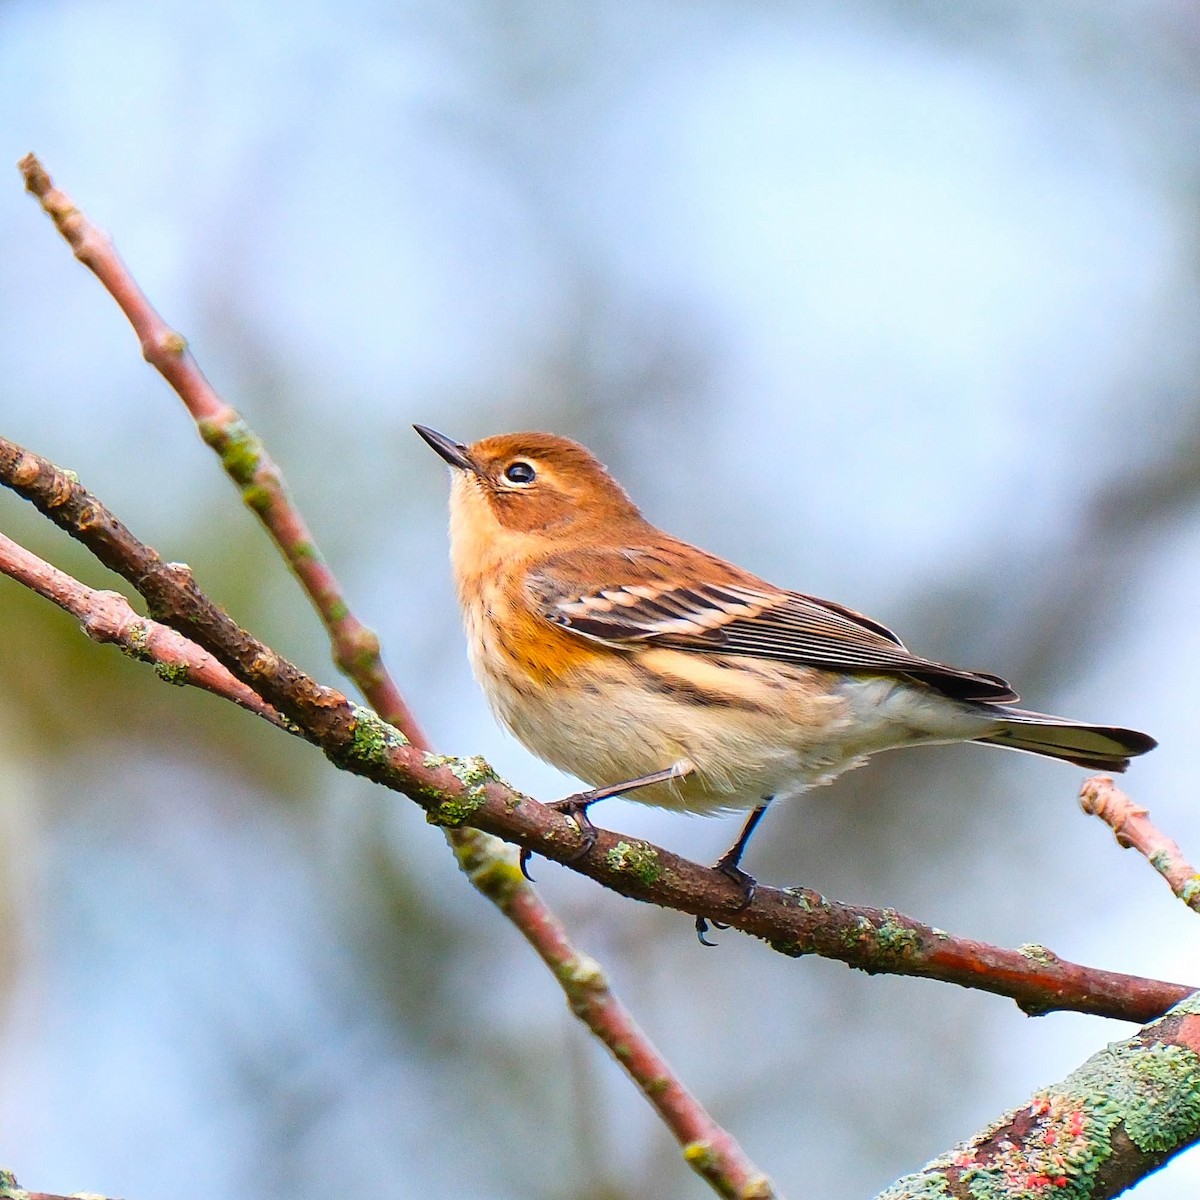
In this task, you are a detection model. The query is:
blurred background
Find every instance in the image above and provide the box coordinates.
[2,2,1199,1196]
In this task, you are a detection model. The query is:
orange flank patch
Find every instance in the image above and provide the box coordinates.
[508,608,605,683]
[480,583,608,686]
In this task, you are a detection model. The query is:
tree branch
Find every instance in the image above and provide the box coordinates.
[0,434,1191,1028]
[1081,775,1200,915]
[0,530,288,728]
[877,991,1200,1198]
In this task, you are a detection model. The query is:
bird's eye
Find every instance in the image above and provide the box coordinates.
[503,461,536,485]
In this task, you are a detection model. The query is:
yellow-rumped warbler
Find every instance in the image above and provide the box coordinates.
[417,425,1155,911]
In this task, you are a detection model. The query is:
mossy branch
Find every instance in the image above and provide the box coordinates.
[878,992,1200,1198]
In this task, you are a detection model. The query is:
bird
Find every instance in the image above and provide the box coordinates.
[415,424,1156,936]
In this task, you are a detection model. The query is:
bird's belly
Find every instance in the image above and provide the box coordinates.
[471,633,898,814]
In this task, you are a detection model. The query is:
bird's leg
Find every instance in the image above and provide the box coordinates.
[519,760,695,878]
[696,800,772,946]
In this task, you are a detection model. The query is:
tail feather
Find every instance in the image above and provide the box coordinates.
[977,708,1157,773]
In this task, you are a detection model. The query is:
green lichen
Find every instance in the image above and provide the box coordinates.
[556,950,604,989]
[874,1169,952,1199]
[474,857,525,900]
[426,794,485,827]
[120,623,189,686]
[682,1142,778,1198]
[1149,848,1172,874]
[454,841,526,905]
[1171,990,1200,1017]
[1180,876,1200,906]
[339,645,382,677]
[423,753,497,790]
[153,661,190,686]
[1018,943,1058,967]
[605,840,662,886]
[195,417,279,513]
[198,417,262,487]
[339,705,409,770]
[326,598,351,624]
[1068,1041,1200,1154]
[423,752,498,827]
[121,622,151,659]
[894,1008,1200,1198]
[242,483,273,513]
[873,910,922,961]
[844,914,874,950]
[781,886,817,912]
[682,1140,718,1172]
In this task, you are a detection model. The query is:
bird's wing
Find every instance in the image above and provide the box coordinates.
[527,548,1018,703]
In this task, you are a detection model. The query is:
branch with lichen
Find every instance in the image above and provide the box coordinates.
[14,153,778,1200]
[877,990,1200,1198]
[0,529,289,729]
[0,434,1191,1031]
[1081,775,1200,914]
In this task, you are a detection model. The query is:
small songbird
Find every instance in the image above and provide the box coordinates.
[416,425,1155,926]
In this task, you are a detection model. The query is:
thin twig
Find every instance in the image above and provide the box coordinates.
[0,435,1192,1028]
[453,827,775,1199]
[1080,775,1200,914]
[0,530,288,728]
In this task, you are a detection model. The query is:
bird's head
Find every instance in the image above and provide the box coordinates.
[414,426,642,543]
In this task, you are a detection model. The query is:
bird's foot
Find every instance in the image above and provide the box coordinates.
[519,789,600,880]
[695,855,758,946]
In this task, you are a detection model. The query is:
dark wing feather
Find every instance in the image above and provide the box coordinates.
[528,565,1017,703]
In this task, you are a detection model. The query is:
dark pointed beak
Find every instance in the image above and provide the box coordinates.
[414,425,477,473]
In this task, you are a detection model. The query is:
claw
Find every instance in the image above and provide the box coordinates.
[520,791,600,878]
[555,794,599,862]
[714,857,757,912]
[694,852,758,947]
[519,848,536,881]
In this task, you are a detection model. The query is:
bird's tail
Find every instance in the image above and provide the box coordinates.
[976,708,1157,773]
